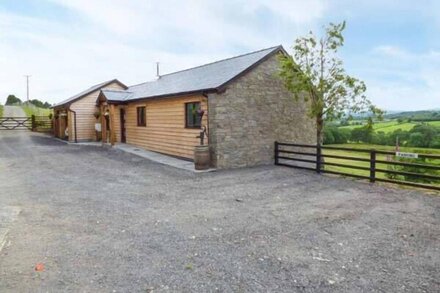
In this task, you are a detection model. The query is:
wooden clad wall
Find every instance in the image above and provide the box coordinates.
[113,105,122,143]
[69,82,125,142]
[124,95,208,159]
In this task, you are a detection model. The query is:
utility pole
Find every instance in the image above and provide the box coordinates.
[24,75,31,102]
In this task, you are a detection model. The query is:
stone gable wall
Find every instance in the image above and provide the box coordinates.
[208,53,316,169]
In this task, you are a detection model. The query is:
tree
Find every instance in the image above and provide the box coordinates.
[408,132,425,147]
[28,99,52,109]
[278,21,382,144]
[5,94,22,105]
[323,127,335,144]
[409,124,438,147]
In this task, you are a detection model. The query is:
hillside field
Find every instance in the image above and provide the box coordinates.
[339,120,440,133]
[21,104,52,117]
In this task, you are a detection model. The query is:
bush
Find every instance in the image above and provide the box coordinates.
[323,126,350,144]
[323,127,335,144]
[385,149,439,183]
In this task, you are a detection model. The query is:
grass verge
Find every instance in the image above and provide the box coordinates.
[21,104,52,117]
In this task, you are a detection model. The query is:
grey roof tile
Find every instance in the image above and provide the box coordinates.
[53,79,126,108]
[103,46,283,102]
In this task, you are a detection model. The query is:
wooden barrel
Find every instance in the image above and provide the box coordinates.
[194,145,210,170]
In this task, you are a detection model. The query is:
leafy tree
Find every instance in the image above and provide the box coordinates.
[323,127,335,144]
[372,131,387,145]
[408,132,425,147]
[5,94,22,105]
[351,127,368,143]
[339,119,349,126]
[29,99,52,109]
[278,21,382,144]
[431,137,440,148]
[364,117,374,143]
[409,124,438,147]
[386,129,409,146]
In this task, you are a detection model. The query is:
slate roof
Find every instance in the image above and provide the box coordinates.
[102,45,285,103]
[53,79,127,108]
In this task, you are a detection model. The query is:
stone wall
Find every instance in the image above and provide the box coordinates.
[208,53,316,169]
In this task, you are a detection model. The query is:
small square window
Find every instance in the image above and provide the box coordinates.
[185,102,201,128]
[137,106,146,127]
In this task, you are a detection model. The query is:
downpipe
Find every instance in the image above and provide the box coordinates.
[67,107,78,143]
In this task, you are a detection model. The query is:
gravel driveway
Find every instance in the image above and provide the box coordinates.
[0,132,439,292]
[3,105,26,117]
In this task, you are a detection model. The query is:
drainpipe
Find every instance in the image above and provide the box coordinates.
[67,107,78,143]
[202,92,210,142]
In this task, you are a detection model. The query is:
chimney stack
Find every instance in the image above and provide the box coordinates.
[156,62,160,79]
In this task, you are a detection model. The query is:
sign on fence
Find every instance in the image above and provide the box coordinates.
[396,152,418,159]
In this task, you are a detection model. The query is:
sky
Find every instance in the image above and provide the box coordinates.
[0,0,439,111]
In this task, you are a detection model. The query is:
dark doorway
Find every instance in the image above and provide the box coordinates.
[120,108,126,143]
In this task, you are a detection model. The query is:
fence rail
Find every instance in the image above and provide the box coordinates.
[32,115,53,132]
[275,141,440,191]
[0,115,52,132]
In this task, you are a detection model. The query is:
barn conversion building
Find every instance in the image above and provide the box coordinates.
[53,46,315,169]
[97,46,315,168]
[52,79,127,142]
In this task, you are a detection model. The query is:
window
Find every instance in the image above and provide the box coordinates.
[185,102,201,128]
[137,106,146,126]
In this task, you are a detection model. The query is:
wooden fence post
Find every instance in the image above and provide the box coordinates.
[316,144,322,173]
[274,141,279,165]
[370,149,376,183]
[31,115,36,131]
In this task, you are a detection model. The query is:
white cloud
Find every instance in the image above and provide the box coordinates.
[364,46,440,110]
[0,0,327,104]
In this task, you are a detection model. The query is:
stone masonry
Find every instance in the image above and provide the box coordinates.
[208,53,316,169]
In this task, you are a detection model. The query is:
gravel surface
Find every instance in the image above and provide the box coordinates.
[0,132,439,292]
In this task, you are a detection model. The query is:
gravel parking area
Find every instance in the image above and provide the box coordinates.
[0,132,439,292]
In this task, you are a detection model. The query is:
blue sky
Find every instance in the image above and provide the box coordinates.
[1,0,439,110]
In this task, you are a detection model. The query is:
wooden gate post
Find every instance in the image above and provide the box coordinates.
[316,144,322,173]
[31,115,36,131]
[274,141,279,165]
[370,149,376,183]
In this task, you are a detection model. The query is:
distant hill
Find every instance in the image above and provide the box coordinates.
[384,110,440,121]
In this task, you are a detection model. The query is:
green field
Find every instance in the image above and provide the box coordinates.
[428,121,440,127]
[340,120,440,133]
[21,104,52,117]
[322,143,440,186]
[0,105,3,118]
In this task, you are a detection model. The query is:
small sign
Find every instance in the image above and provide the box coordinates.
[396,152,418,159]
[95,123,102,132]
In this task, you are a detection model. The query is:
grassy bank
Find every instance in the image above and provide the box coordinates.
[21,104,52,117]
[0,104,3,118]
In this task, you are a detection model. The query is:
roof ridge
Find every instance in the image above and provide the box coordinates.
[159,45,282,78]
[102,88,131,93]
[127,79,156,89]
[126,45,282,89]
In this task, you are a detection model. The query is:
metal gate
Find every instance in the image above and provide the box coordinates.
[0,117,32,130]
